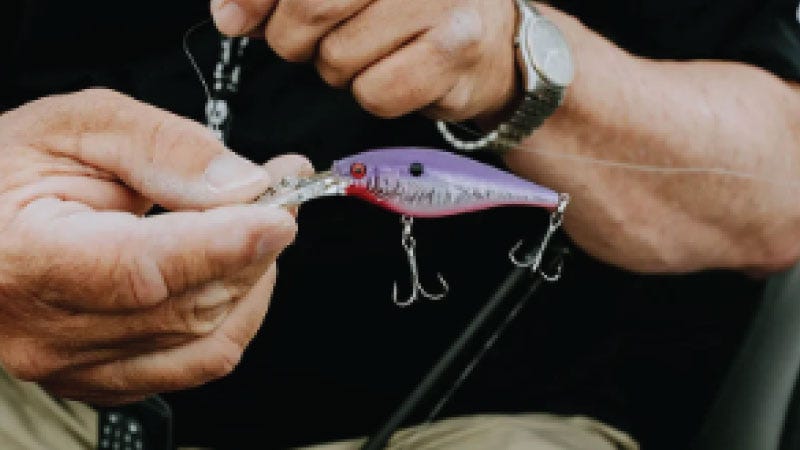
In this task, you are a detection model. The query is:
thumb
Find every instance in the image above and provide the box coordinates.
[23,88,269,210]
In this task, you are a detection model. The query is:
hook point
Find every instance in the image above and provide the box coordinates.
[392,281,416,308]
[420,273,449,301]
[509,239,533,267]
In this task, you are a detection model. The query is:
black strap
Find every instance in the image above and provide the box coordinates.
[206,36,249,143]
[97,397,173,450]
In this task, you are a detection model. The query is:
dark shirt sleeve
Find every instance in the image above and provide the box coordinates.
[721,0,800,80]
[554,0,800,80]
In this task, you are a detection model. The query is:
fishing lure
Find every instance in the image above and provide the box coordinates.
[256,147,569,306]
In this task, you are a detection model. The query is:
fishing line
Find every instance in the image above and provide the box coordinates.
[448,121,800,188]
[183,18,213,104]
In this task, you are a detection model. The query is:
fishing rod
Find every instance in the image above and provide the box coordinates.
[360,244,569,450]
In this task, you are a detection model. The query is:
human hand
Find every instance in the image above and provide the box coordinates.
[210,0,518,122]
[0,89,312,405]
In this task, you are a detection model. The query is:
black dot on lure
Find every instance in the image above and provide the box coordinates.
[409,162,425,177]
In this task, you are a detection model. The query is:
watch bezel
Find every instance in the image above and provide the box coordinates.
[514,0,574,92]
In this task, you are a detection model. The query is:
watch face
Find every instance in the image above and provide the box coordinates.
[526,19,574,87]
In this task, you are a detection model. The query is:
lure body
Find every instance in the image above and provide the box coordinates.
[252,147,569,306]
[332,148,560,218]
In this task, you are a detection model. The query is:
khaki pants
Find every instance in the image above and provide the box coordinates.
[301,414,638,450]
[0,367,637,450]
[0,366,97,450]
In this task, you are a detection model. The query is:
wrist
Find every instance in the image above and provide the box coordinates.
[475,1,568,129]
[473,72,525,131]
[438,0,575,153]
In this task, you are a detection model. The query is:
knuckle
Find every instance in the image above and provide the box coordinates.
[116,248,170,308]
[188,299,233,336]
[161,283,237,336]
[317,64,348,89]
[293,0,350,25]
[266,32,309,63]
[143,114,218,171]
[436,83,474,119]
[73,89,130,125]
[352,80,401,119]
[146,116,189,161]
[59,88,128,134]
[316,37,351,87]
[431,7,484,58]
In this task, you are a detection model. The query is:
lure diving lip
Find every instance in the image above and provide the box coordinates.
[256,147,563,218]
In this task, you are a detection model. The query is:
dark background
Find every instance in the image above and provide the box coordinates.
[3,0,796,448]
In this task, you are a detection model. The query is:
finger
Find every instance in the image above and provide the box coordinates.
[315,0,432,87]
[129,207,291,307]
[6,300,237,382]
[211,0,278,36]
[265,0,373,62]
[352,26,480,119]
[53,261,273,354]
[49,266,277,397]
[262,153,315,180]
[1,176,150,216]
[17,88,271,210]
[216,262,277,347]
[48,281,243,351]
[19,198,295,311]
[262,154,315,215]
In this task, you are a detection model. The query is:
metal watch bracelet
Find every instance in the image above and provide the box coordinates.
[437,85,563,154]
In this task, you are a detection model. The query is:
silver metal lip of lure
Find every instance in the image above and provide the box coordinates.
[254,171,348,208]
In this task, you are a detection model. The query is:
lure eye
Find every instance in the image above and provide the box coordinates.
[409,162,424,177]
[350,162,367,179]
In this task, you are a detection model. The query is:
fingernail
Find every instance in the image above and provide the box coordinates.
[211,0,248,35]
[205,153,269,191]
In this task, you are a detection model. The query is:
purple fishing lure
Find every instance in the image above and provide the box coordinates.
[332,147,560,218]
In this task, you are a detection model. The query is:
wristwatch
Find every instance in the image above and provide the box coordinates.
[437,0,575,152]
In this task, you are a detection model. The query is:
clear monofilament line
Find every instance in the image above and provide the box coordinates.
[448,121,800,188]
[183,19,213,104]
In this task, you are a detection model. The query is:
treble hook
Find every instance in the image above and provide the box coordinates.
[392,216,449,307]
[509,193,570,282]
